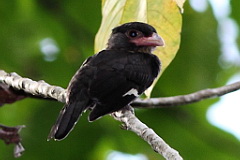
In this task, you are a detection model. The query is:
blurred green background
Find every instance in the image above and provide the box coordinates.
[1,0,240,160]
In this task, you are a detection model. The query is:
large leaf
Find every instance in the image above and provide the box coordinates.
[95,0,184,97]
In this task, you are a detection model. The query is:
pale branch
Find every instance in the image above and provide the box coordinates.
[132,81,240,108]
[0,69,183,160]
[2,70,240,109]
[0,70,66,103]
[112,106,183,160]
[1,70,240,159]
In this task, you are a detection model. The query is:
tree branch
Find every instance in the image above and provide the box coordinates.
[133,81,240,108]
[112,106,183,160]
[0,70,183,160]
[0,70,66,103]
[1,69,240,159]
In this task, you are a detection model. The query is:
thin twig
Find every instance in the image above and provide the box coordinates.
[132,82,240,108]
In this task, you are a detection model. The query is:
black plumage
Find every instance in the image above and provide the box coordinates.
[48,22,164,140]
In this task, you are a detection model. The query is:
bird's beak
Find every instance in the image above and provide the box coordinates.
[131,33,165,47]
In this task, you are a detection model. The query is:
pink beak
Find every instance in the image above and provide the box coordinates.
[130,33,165,47]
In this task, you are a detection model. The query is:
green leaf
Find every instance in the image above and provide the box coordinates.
[95,0,184,97]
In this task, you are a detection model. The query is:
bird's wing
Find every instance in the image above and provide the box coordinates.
[48,57,96,140]
[90,50,160,95]
[88,50,160,121]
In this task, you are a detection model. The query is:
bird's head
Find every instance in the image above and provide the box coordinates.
[107,22,165,53]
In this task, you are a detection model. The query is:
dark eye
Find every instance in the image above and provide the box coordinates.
[126,30,142,38]
[129,30,138,37]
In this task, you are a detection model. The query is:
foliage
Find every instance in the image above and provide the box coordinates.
[0,0,240,160]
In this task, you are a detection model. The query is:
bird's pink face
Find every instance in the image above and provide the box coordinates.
[126,29,165,47]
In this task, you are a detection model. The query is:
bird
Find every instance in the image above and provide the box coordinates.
[48,22,165,140]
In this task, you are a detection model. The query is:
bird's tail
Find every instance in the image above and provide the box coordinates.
[48,100,88,141]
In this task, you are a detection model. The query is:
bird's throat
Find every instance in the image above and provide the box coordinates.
[133,46,156,54]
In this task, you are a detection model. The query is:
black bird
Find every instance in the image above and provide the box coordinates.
[48,22,164,140]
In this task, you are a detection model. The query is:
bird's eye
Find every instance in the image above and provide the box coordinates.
[126,30,142,38]
[129,30,138,37]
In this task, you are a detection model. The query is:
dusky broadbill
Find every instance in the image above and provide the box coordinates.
[48,22,165,140]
